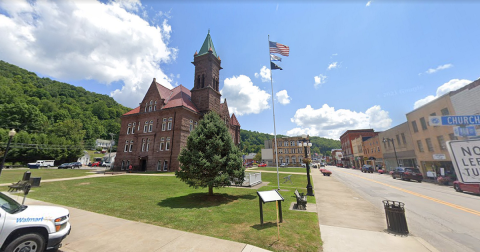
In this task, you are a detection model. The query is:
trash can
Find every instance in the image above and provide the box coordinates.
[383,200,409,234]
[29,177,41,187]
[22,171,32,181]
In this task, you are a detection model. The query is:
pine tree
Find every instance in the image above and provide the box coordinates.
[176,112,244,196]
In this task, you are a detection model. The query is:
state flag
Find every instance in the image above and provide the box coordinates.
[271,62,282,70]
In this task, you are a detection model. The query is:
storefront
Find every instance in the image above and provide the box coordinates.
[421,161,456,182]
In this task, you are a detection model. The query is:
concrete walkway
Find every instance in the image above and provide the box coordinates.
[5,192,269,252]
[311,166,439,252]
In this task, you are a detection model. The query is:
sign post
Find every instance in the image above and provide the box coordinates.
[446,139,480,184]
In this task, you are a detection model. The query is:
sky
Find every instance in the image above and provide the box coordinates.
[1,0,479,140]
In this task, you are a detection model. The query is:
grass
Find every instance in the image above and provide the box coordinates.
[249,167,308,173]
[2,172,321,251]
[0,169,94,184]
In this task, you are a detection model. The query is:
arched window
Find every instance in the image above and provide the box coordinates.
[141,139,146,152]
[144,121,148,132]
[159,137,165,151]
[162,118,166,131]
[292,157,296,164]
[286,157,289,164]
[129,140,133,152]
[201,74,205,88]
[146,139,150,152]
[166,137,171,150]
[148,120,153,132]
[157,161,162,171]
[197,75,200,88]
[127,123,131,134]
[132,123,136,134]
[189,120,193,132]
[124,141,128,152]
[167,117,172,130]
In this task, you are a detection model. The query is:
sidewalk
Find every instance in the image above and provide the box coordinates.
[6,193,269,252]
[311,166,439,252]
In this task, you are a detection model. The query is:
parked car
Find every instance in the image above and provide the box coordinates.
[71,162,82,168]
[101,162,111,167]
[453,181,480,195]
[58,163,72,169]
[392,167,423,182]
[91,161,101,167]
[258,163,267,167]
[378,168,385,174]
[280,163,286,167]
[320,163,325,167]
[336,163,343,167]
[361,165,373,173]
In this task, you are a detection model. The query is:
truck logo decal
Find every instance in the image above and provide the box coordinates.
[16,217,44,223]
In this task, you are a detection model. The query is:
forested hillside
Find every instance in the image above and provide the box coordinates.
[239,129,340,156]
[0,60,131,163]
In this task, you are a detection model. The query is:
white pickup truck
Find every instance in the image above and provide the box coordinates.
[27,160,55,168]
[0,192,71,251]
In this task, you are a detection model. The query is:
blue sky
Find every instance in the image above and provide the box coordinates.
[1,0,479,139]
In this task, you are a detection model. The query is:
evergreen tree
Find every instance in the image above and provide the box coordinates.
[176,112,245,196]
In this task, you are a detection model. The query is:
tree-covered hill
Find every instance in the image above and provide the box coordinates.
[239,129,340,156]
[0,60,131,163]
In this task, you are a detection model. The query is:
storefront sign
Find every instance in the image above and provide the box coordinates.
[447,139,480,184]
[433,154,446,160]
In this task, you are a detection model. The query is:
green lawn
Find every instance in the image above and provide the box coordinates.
[2,172,321,251]
[0,169,94,184]
[249,167,308,173]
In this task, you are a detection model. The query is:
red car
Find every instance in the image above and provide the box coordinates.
[258,163,267,167]
[453,181,480,195]
[91,161,101,167]
[320,168,332,176]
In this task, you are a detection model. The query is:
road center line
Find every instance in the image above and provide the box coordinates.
[338,170,480,217]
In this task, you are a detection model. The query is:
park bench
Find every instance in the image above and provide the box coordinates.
[8,180,29,192]
[294,189,307,210]
[283,175,292,183]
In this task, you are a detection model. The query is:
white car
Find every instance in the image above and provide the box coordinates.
[280,163,287,167]
[0,192,71,251]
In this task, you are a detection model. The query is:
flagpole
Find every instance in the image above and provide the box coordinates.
[268,35,280,190]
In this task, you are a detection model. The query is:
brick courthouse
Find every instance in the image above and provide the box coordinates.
[114,32,241,172]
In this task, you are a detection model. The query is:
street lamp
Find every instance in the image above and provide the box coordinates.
[300,134,314,196]
[383,137,399,167]
[0,129,17,176]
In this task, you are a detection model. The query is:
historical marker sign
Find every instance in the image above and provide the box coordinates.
[446,139,480,184]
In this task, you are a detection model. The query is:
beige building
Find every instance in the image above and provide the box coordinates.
[406,93,456,179]
[362,135,384,170]
[351,136,364,168]
[378,122,416,172]
[272,136,311,167]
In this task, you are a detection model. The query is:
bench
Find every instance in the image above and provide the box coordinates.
[294,189,307,210]
[283,175,292,183]
[8,181,29,192]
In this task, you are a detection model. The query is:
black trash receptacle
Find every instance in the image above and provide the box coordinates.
[22,171,32,181]
[29,177,41,187]
[383,200,409,234]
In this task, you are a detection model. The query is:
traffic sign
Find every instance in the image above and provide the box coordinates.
[429,115,480,126]
[446,139,480,184]
[453,126,477,137]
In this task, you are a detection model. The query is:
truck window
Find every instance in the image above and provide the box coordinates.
[0,193,23,214]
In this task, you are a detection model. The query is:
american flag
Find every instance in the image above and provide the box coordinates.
[269,41,289,57]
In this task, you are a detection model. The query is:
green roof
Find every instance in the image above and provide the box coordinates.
[197,31,218,58]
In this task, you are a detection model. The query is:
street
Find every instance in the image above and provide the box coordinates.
[327,165,480,252]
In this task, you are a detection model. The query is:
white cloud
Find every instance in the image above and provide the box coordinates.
[0,0,177,108]
[425,64,453,74]
[314,74,327,88]
[220,75,271,116]
[254,66,271,82]
[276,90,290,105]
[366,1,372,7]
[413,79,471,109]
[287,104,392,139]
[327,62,338,70]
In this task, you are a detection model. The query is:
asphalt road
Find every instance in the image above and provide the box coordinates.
[327,165,480,252]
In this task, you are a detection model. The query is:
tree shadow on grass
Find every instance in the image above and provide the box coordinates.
[158,193,256,209]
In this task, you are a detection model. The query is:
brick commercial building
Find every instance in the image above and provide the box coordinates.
[271,136,311,167]
[114,32,240,172]
[339,129,377,168]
